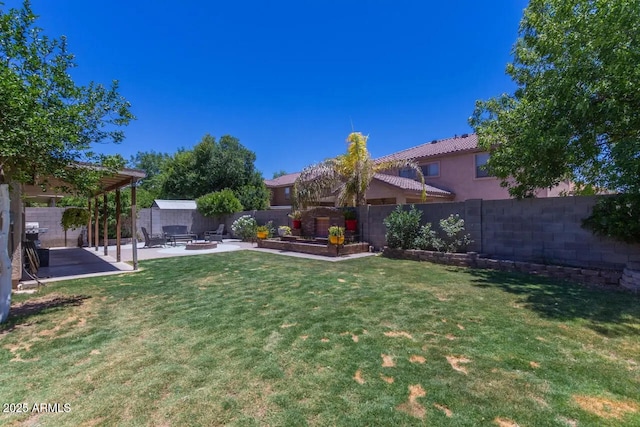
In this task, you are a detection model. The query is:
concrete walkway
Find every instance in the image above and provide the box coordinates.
[19,239,376,288]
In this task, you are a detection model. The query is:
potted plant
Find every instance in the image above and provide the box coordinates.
[278,225,292,237]
[289,210,302,229]
[256,225,269,239]
[343,208,357,232]
[328,226,345,245]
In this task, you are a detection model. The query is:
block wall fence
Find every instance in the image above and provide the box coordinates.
[27,196,640,272]
[358,196,640,271]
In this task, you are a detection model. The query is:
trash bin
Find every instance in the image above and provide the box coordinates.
[36,248,50,267]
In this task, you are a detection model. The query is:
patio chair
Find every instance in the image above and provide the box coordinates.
[142,227,167,248]
[204,224,225,242]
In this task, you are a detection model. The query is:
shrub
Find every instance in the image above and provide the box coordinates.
[231,215,257,241]
[197,189,243,218]
[288,210,302,220]
[582,194,640,244]
[61,208,90,231]
[413,222,443,251]
[263,221,276,238]
[278,225,291,236]
[342,208,357,220]
[383,205,422,249]
[328,226,344,237]
[438,214,472,253]
[384,207,473,252]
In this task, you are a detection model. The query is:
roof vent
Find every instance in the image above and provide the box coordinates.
[431,139,438,144]
[461,133,469,138]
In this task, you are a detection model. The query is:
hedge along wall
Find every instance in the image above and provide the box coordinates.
[359,196,640,271]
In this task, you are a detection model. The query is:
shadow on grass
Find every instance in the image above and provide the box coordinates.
[0,295,90,334]
[468,269,640,337]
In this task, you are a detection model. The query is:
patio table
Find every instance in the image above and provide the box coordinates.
[167,233,197,246]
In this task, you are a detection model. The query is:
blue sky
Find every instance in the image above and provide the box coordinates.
[6,1,528,178]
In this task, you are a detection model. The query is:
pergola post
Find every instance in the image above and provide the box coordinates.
[87,198,92,249]
[131,178,138,270]
[116,188,121,262]
[94,196,99,251]
[103,192,108,256]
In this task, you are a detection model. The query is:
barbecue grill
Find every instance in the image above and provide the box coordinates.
[25,222,48,247]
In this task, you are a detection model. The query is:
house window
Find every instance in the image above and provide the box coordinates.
[399,168,417,180]
[284,187,291,200]
[475,153,491,178]
[421,162,439,177]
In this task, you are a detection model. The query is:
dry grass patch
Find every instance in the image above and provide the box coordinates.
[396,384,427,419]
[384,331,414,340]
[446,355,471,374]
[572,395,639,420]
[380,374,394,384]
[409,355,426,364]
[353,370,365,384]
[381,354,395,367]
[494,417,520,427]
[280,323,297,328]
[434,403,452,417]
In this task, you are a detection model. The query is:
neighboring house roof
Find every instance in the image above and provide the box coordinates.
[264,172,300,188]
[152,199,197,210]
[373,174,453,197]
[376,133,479,162]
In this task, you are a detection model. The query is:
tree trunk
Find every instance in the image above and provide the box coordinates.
[0,184,12,323]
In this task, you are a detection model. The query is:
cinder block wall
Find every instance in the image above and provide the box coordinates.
[25,207,84,248]
[361,196,640,271]
[136,208,291,239]
[479,196,640,270]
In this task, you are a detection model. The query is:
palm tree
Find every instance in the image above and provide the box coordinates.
[294,132,425,208]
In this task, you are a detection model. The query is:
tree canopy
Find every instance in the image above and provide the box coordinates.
[131,134,270,210]
[295,132,425,207]
[0,1,134,192]
[470,0,640,198]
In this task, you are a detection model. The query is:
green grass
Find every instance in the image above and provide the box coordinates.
[1,251,639,426]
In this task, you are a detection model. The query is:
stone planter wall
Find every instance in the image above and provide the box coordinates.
[620,263,640,293]
[258,238,369,257]
[383,247,625,289]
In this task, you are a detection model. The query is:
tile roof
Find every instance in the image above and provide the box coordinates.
[264,172,300,187]
[376,133,479,162]
[373,174,452,197]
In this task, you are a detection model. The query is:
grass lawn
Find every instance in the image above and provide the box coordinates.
[1,251,639,426]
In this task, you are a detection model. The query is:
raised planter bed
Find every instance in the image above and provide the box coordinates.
[383,247,625,289]
[258,238,369,257]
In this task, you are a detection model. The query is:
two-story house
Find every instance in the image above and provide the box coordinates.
[266,133,572,207]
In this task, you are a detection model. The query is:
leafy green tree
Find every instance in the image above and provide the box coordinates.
[129,150,170,205]
[0,1,133,190]
[161,134,269,201]
[470,0,640,198]
[235,184,270,211]
[196,189,243,218]
[161,149,197,199]
[1,1,133,323]
[295,132,425,207]
[272,170,288,179]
